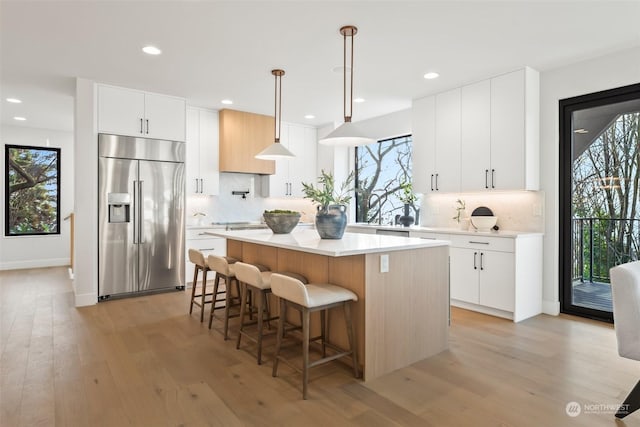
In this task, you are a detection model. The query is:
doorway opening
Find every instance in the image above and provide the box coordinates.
[560,83,640,322]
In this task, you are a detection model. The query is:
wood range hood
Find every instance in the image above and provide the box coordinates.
[219,109,275,175]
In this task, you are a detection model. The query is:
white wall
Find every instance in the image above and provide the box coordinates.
[540,46,640,315]
[0,125,74,269]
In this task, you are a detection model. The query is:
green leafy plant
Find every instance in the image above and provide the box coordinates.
[263,209,299,215]
[397,181,417,205]
[301,170,354,208]
[453,199,466,223]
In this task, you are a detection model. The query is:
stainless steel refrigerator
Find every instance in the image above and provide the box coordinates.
[98,134,185,299]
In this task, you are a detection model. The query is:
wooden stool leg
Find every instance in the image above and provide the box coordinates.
[320,309,327,358]
[344,301,360,379]
[189,266,199,314]
[208,274,221,329]
[255,289,265,364]
[200,268,208,322]
[302,308,310,400]
[272,299,286,378]
[222,277,235,340]
[236,282,248,350]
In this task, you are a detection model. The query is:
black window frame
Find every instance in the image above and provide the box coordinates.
[5,144,61,236]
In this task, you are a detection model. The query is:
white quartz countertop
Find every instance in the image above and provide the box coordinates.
[347,223,543,238]
[204,228,449,257]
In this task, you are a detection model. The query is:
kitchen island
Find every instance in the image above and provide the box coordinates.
[205,229,450,381]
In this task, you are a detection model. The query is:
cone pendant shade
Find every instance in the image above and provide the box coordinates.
[319,25,374,147]
[255,69,295,160]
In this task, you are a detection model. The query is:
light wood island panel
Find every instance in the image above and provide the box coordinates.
[226,238,449,380]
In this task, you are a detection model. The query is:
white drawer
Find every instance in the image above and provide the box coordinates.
[186,237,226,253]
[410,231,450,241]
[186,228,222,240]
[448,234,514,253]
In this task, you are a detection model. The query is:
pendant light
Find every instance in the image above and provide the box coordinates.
[256,69,295,159]
[319,25,374,146]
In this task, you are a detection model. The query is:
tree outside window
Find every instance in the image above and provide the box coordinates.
[355,135,416,225]
[5,145,60,236]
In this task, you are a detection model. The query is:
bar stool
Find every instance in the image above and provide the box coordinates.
[234,262,307,365]
[188,249,213,322]
[270,273,359,399]
[207,254,241,340]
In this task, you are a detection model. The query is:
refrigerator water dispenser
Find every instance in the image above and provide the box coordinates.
[108,193,130,223]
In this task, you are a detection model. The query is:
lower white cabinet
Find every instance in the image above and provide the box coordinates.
[185,228,226,286]
[447,234,541,322]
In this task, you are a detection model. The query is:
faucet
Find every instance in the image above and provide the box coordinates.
[368,193,382,225]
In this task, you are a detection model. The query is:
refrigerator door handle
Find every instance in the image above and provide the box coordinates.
[139,180,145,243]
[132,180,138,244]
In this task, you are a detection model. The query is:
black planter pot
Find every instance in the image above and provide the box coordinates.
[315,204,347,239]
[398,204,414,227]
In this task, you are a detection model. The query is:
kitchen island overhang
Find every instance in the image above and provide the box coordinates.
[205,229,450,381]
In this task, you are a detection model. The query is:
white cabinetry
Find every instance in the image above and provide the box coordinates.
[262,123,317,197]
[186,107,219,195]
[412,89,460,193]
[185,228,226,286]
[448,233,541,322]
[98,84,186,142]
[460,68,540,191]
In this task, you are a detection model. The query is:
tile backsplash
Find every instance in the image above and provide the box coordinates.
[186,173,316,225]
[420,191,545,232]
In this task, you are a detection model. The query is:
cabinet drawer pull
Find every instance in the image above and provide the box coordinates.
[430,174,434,191]
[491,169,495,189]
[469,241,490,245]
[200,248,216,251]
[140,118,144,134]
[480,252,484,270]
[473,252,477,270]
[485,169,489,189]
[435,173,439,191]
[146,119,150,134]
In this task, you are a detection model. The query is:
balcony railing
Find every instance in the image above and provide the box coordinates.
[572,218,640,283]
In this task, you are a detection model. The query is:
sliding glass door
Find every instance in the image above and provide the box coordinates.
[560,83,640,322]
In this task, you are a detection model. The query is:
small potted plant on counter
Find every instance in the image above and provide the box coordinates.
[397,182,417,227]
[262,209,301,234]
[302,170,354,239]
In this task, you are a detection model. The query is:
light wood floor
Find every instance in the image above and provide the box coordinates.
[2,267,640,426]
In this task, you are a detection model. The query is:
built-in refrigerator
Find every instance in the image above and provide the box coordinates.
[98,133,185,299]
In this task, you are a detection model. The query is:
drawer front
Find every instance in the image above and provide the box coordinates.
[448,234,514,252]
[186,237,226,254]
[410,231,450,241]
[186,228,222,240]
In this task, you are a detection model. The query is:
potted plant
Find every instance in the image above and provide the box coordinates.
[397,182,417,227]
[453,199,468,230]
[262,209,301,234]
[301,170,354,239]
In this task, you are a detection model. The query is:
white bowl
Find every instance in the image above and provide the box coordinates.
[470,216,498,232]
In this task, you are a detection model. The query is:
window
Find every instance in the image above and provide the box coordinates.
[355,135,414,224]
[5,145,61,236]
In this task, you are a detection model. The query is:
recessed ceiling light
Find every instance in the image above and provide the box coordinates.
[13,116,26,121]
[6,98,22,103]
[574,128,589,134]
[221,99,233,105]
[142,46,162,55]
[354,98,365,103]
[423,72,440,80]
[304,114,315,119]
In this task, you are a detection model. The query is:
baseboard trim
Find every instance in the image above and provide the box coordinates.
[0,258,70,271]
[542,300,560,316]
[75,291,97,307]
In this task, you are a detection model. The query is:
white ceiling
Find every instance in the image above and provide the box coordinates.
[1,1,639,133]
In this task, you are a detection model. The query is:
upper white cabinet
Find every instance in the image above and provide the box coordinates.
[413,67,539,193]
[98,84,186,142]
[262,122,317,197]
[412,88,461,193]
[460,68,540,191]
[186,107,219,196]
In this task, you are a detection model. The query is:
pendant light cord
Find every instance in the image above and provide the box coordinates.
[272,69,284,143]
